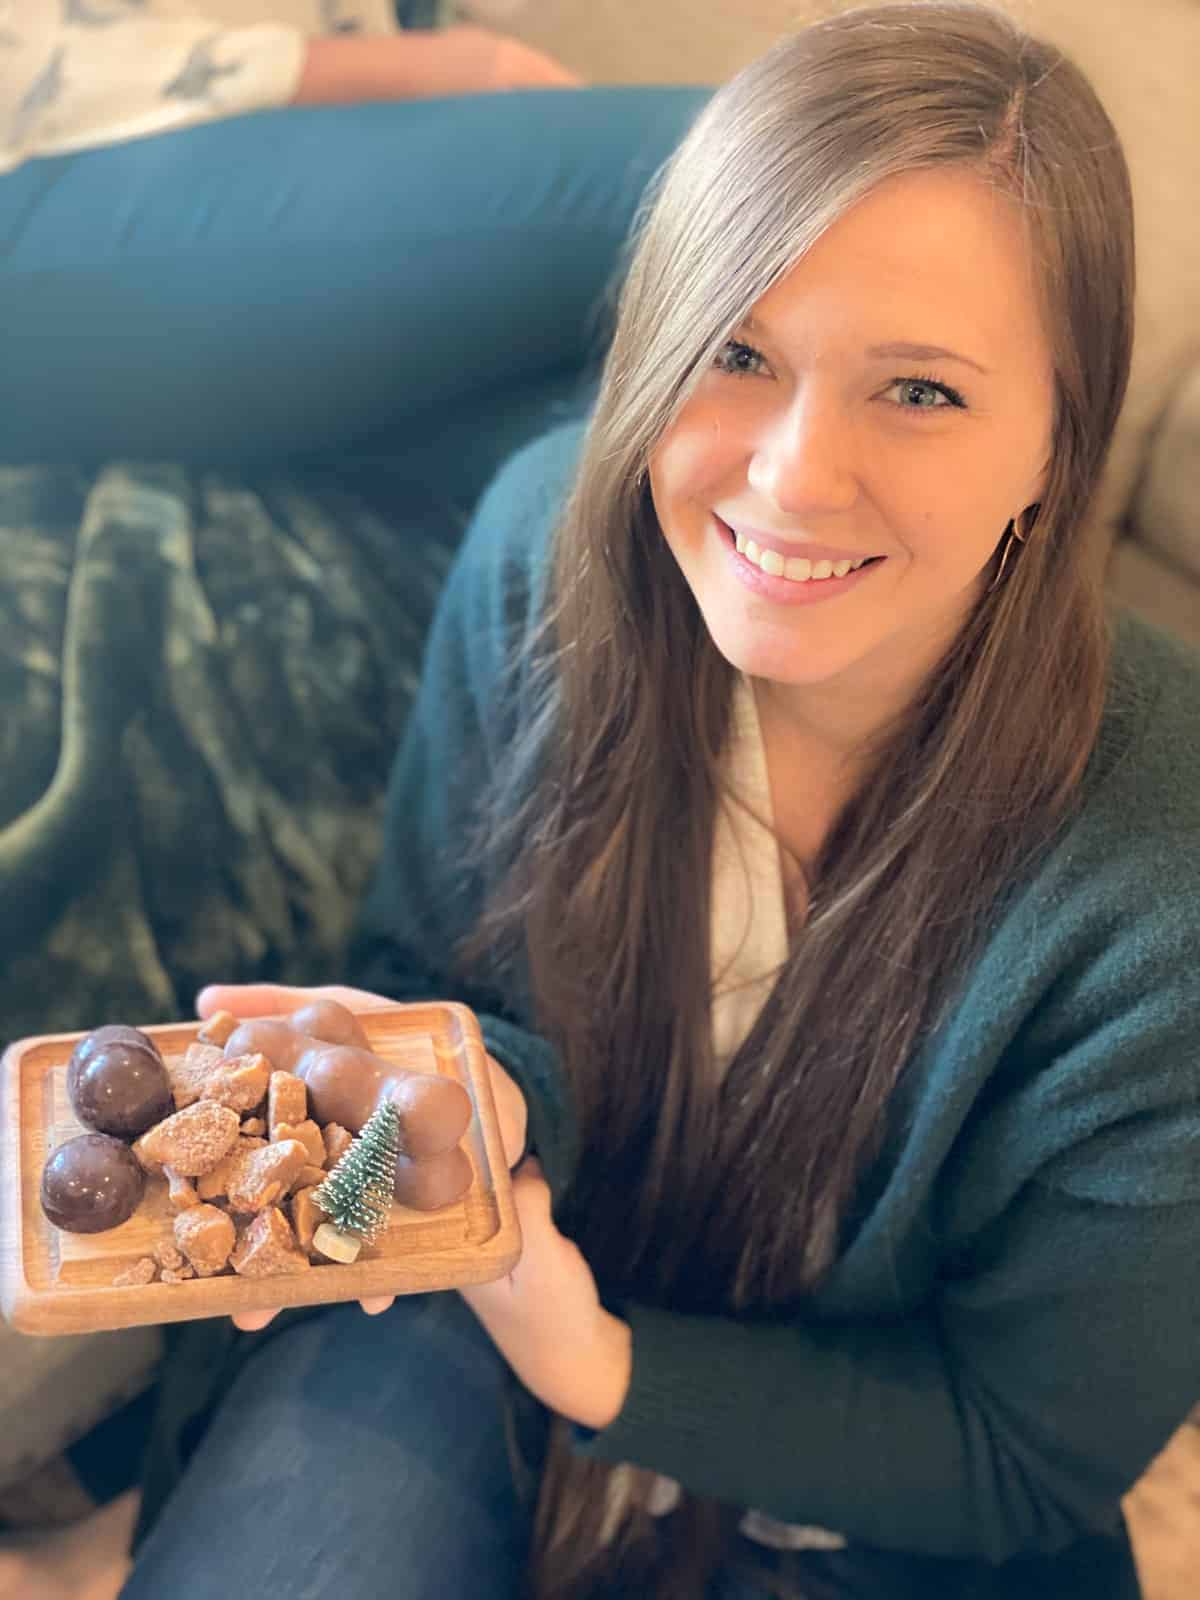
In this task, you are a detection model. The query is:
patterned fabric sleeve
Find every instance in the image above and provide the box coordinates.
[0,3,364,174]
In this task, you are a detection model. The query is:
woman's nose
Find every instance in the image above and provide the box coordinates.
[745,393,858,515]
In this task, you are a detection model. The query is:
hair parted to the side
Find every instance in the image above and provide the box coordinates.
[467,5,1136,1595]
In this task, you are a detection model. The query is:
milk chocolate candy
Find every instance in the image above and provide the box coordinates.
[225,1023,471,1153]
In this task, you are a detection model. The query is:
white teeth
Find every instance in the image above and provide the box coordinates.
[731,529,874,585]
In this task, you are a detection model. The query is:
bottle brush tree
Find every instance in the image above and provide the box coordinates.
[311,1098,401,1263]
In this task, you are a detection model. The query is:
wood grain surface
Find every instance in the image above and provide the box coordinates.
[1,1003,519,1336]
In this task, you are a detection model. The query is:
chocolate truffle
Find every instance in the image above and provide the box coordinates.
[40,1134,145,1234]
[67,1025,172,1139]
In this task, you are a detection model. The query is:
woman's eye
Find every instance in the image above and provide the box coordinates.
[714,340,769,378]
[885,376,966,411]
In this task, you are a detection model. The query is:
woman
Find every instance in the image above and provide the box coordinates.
[101,3,1200,1597]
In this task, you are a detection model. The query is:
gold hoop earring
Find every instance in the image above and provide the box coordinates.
[988,503,1039,594]
[988,520,1021,592]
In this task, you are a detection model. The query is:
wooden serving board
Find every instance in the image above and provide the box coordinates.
[1,1003,520,1336]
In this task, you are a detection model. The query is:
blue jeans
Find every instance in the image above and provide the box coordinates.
[116,1289,1139,1600]
[118,1293,768,1599]
[0,87,710,469]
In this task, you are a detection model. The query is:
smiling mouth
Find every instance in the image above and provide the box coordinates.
[719,520,886,585]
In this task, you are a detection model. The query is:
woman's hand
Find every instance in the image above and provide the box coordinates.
[196,982,527,1332]
[1123,1412,1200,1600]
[460,1159,632,1432]
[437,26,584,92]
[292,27,582,108]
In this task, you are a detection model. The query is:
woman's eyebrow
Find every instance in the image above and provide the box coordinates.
[738,316,991,376]
[865,340,990,374]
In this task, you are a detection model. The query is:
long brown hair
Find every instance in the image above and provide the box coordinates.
[469,4,1136,1594]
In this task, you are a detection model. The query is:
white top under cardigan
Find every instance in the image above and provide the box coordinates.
[0,0,399,175]
[605,676,848,1554]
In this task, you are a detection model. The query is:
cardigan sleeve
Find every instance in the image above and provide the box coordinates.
[0,6,308,173]
[580,1177,1199,1565]
[349,423,588,1202]
[576,836,1200,1565]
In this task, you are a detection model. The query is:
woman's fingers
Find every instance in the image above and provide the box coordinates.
[232,1306,280,1332]
[486,1055,529,1170]
[509,1158,554,1237]
[493,40,583,90]
[232,1297,394,1331]
[195,983,396,1020]
[359,1296,395,1315]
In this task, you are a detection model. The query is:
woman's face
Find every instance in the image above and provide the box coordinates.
[648,167,1055,730]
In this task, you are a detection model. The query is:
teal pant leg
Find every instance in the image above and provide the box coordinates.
[0,87,710,466]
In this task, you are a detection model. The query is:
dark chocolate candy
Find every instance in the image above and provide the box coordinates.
[40,1133,145,1233]
[67,1025,173,1139]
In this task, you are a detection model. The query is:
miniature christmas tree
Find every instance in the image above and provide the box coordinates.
[311,1098,401,1263]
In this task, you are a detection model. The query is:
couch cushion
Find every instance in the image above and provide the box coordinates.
[1108,538,1200,651]
[1130,362,1200,584]
[0,1323,162,1493]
